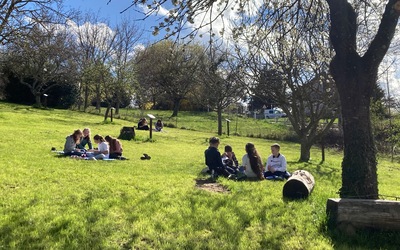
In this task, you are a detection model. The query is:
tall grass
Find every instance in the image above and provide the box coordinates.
[0,102,399,249]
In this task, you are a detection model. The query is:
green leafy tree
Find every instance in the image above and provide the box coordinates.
[3,23,77,107]
[233,2,339,162]
[197,48,247,135]
[134,40,205,117]
[108,18,142,115]
[71,13,117,111]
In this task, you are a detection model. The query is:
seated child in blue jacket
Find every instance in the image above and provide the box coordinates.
[204,137,231,178]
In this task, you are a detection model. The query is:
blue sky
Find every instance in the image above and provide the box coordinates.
[63,0,229,45]
[64,0,166,42]
[64,0,137,24]
[62,1,400,98]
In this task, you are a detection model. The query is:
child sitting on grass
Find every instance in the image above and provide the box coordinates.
[87,134,109,160]
[221,145,239,174]
[222,145,247,180]
[63,129,83,156]
[242,142,264,180]
[204,137,231,179]
[105,135,125,160]
[222,145,239,171]
[264,143,291,180]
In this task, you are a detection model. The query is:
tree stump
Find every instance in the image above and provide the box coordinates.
[326,198,400,232]
[283,170,315,199]
[118,126,135,140]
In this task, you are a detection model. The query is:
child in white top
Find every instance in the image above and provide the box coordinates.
[88,134,109,160]
[264,143,291,180]
[241,142,264,180]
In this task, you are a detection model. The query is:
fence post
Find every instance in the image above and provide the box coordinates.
[111,107,115,122]
[226,119,231,136]
[43,93,48,108]
[147,114,156,139]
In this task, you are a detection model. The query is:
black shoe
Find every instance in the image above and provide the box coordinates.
[141,154,151,160]
[228,174,236,180]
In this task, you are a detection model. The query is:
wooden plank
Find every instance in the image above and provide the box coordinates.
[327,198,400,231]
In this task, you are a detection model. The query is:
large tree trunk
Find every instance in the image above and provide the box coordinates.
[339,79,378,198]
[115,103,120,116]
[84,83,89,112]
[104,106,111,121]
[331,48,378,197]
[217,107,222,136]
[327,0,400,199]
[299,137,312,162]
[171,98,181,117]
[35,93,41,107]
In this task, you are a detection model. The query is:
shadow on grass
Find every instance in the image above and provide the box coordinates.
[0,198,105,249]
[319,221,400,250]
[287,160,340,181]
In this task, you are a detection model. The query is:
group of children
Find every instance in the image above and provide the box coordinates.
[63,128,125,160]
[205,137,291,181]
[137,118,164,132]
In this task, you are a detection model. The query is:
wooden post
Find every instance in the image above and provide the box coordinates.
[147,114,155,139]
[226,119,231,136]
[326,198,400,231]
[43,93,48,108]
[110,107,115,122]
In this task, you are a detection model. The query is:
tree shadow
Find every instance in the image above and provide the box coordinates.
[287,160,340,180]
[319,222,400,249]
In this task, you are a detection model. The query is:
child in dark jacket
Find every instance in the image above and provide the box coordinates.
[204,137,231,178]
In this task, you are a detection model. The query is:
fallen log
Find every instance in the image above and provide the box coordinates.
[283,170,315,199]
[326,198,400,232]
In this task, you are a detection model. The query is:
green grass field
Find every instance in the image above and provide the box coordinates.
[0,102,399,249]
[87,106,297,141]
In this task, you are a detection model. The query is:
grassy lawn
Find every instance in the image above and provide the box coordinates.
[87,107,297,141]
[0,102,399,249]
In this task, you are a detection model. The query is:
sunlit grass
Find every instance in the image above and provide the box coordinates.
[84,106,296,141]
[0,102,399,249]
